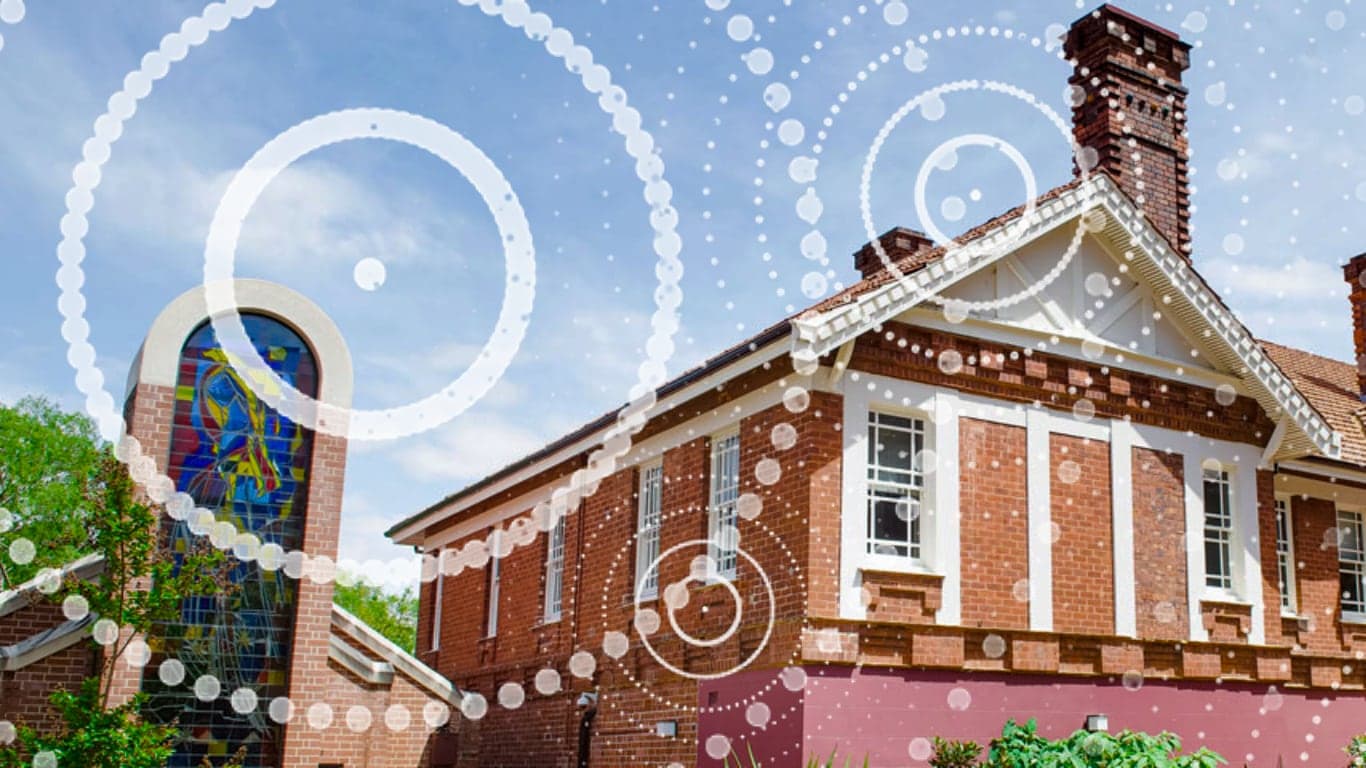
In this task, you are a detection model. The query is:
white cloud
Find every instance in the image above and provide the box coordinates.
[1205,254,1343,302]
[392,413,548,483]
[336,491,423,591]
[1205,255,1352,357]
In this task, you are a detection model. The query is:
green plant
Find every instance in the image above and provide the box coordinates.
[0,405,236,767]
[932,736,983,768]
[1347,734,1366,767]
[0,396,105,588]
[333,576,419,651]
[985,719,1225,768]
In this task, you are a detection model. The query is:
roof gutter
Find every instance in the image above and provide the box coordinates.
[385,320,793,544]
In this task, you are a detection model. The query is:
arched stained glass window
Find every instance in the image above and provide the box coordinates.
[142,313,318,768]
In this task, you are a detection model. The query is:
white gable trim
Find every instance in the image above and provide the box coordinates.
[793,174,1340,463]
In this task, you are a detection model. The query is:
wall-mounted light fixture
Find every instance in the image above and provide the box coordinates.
[656,720,678,738]
[1084,713,1109,733]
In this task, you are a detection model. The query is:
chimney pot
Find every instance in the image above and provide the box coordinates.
[1066,4,1193,258]
[853,227,936,281]
[1344,255,1366,402]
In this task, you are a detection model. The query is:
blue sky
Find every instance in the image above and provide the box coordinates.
[1,0,1363,582]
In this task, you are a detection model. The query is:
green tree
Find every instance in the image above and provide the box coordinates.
[0,396,105,588]
[333,577,419,652]
[0,402,239,768]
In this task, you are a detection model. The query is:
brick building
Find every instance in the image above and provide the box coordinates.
[387,5,1366,767]
[1,281,473,768]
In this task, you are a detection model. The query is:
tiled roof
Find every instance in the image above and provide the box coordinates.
[802,178,1087,318]
[390,174,1352,538]
[1260,340,1366,466]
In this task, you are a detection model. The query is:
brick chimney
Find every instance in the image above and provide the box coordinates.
[1344,255,1366,400]
[1066,4,1193,257]
[854,227,936,281]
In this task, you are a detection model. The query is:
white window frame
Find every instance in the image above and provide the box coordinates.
[431,548,445,652]
[635,461,664,601]
[1274,496,1298,616]
[485,531,502,638]
[838,375,954,623]
[543,514,567,623]
[1339,507,1366,621]
[1201,466,1236,594]
[864,410,927,565]
[707,430,741,581]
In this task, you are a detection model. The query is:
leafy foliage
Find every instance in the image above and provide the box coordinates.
[932,736,984,768]
[0,680,175,768]
[333,577,419,652]
[0,396,104,587]
[0,399,235,766]
[985,719,1226,768]
[1347,733,1366,767]
[72,457,233,707]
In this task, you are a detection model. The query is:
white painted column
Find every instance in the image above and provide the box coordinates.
[1236,467,1266,644]
[1182,453,1209,642]
[1110,420,1137,637]
[934,392,962,626]
[838,384,867,620]
[1026,409,1053,632]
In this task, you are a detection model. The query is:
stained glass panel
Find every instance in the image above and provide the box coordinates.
[142,314,317,768]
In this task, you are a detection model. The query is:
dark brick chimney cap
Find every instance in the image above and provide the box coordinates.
[1075,4,1188,43]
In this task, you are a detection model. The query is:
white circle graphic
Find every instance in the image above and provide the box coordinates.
[204,107,535,441]
[633,539,776,681]
[54,0,684,718]
[858,79,1093,310]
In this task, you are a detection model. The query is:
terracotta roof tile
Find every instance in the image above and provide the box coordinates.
[1260,340,1366,466]
[802,178,1087,318]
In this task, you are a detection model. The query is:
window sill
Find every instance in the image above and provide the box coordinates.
[1341,611,1366,627]
[1199,590,1251,607]
[621,593,660,609]
[858,561,941,579]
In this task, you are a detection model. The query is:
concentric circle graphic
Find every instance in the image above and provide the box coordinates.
[634,539,776,681]
[856,78,1095,311]
[52,0,683,721]
[203,107,536,441]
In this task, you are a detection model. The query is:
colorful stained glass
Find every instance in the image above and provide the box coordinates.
[142,314,318,768]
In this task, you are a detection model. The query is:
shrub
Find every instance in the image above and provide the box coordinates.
[984,719,1225,768]
[931,737,983,768]
[1347,734,1366,767]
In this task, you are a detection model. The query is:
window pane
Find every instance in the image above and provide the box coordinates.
[637,465,663,598]
[709,435,741,578]
[871,493,910,546]
[1342,569,1364,612]
[864,411,926,561]
[1204,539,1225,587]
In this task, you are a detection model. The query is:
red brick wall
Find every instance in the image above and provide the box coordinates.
[804,392,844,621]
[1293,496,1347,657]
[958,418,1029,630]
[1050,434,1113,635]
[422,390,841,767]
[1255,470,1289,647]
[0,599,100,734]
[1131,447,1188,641]
[298,635,467,768]
[279,429,350,767]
